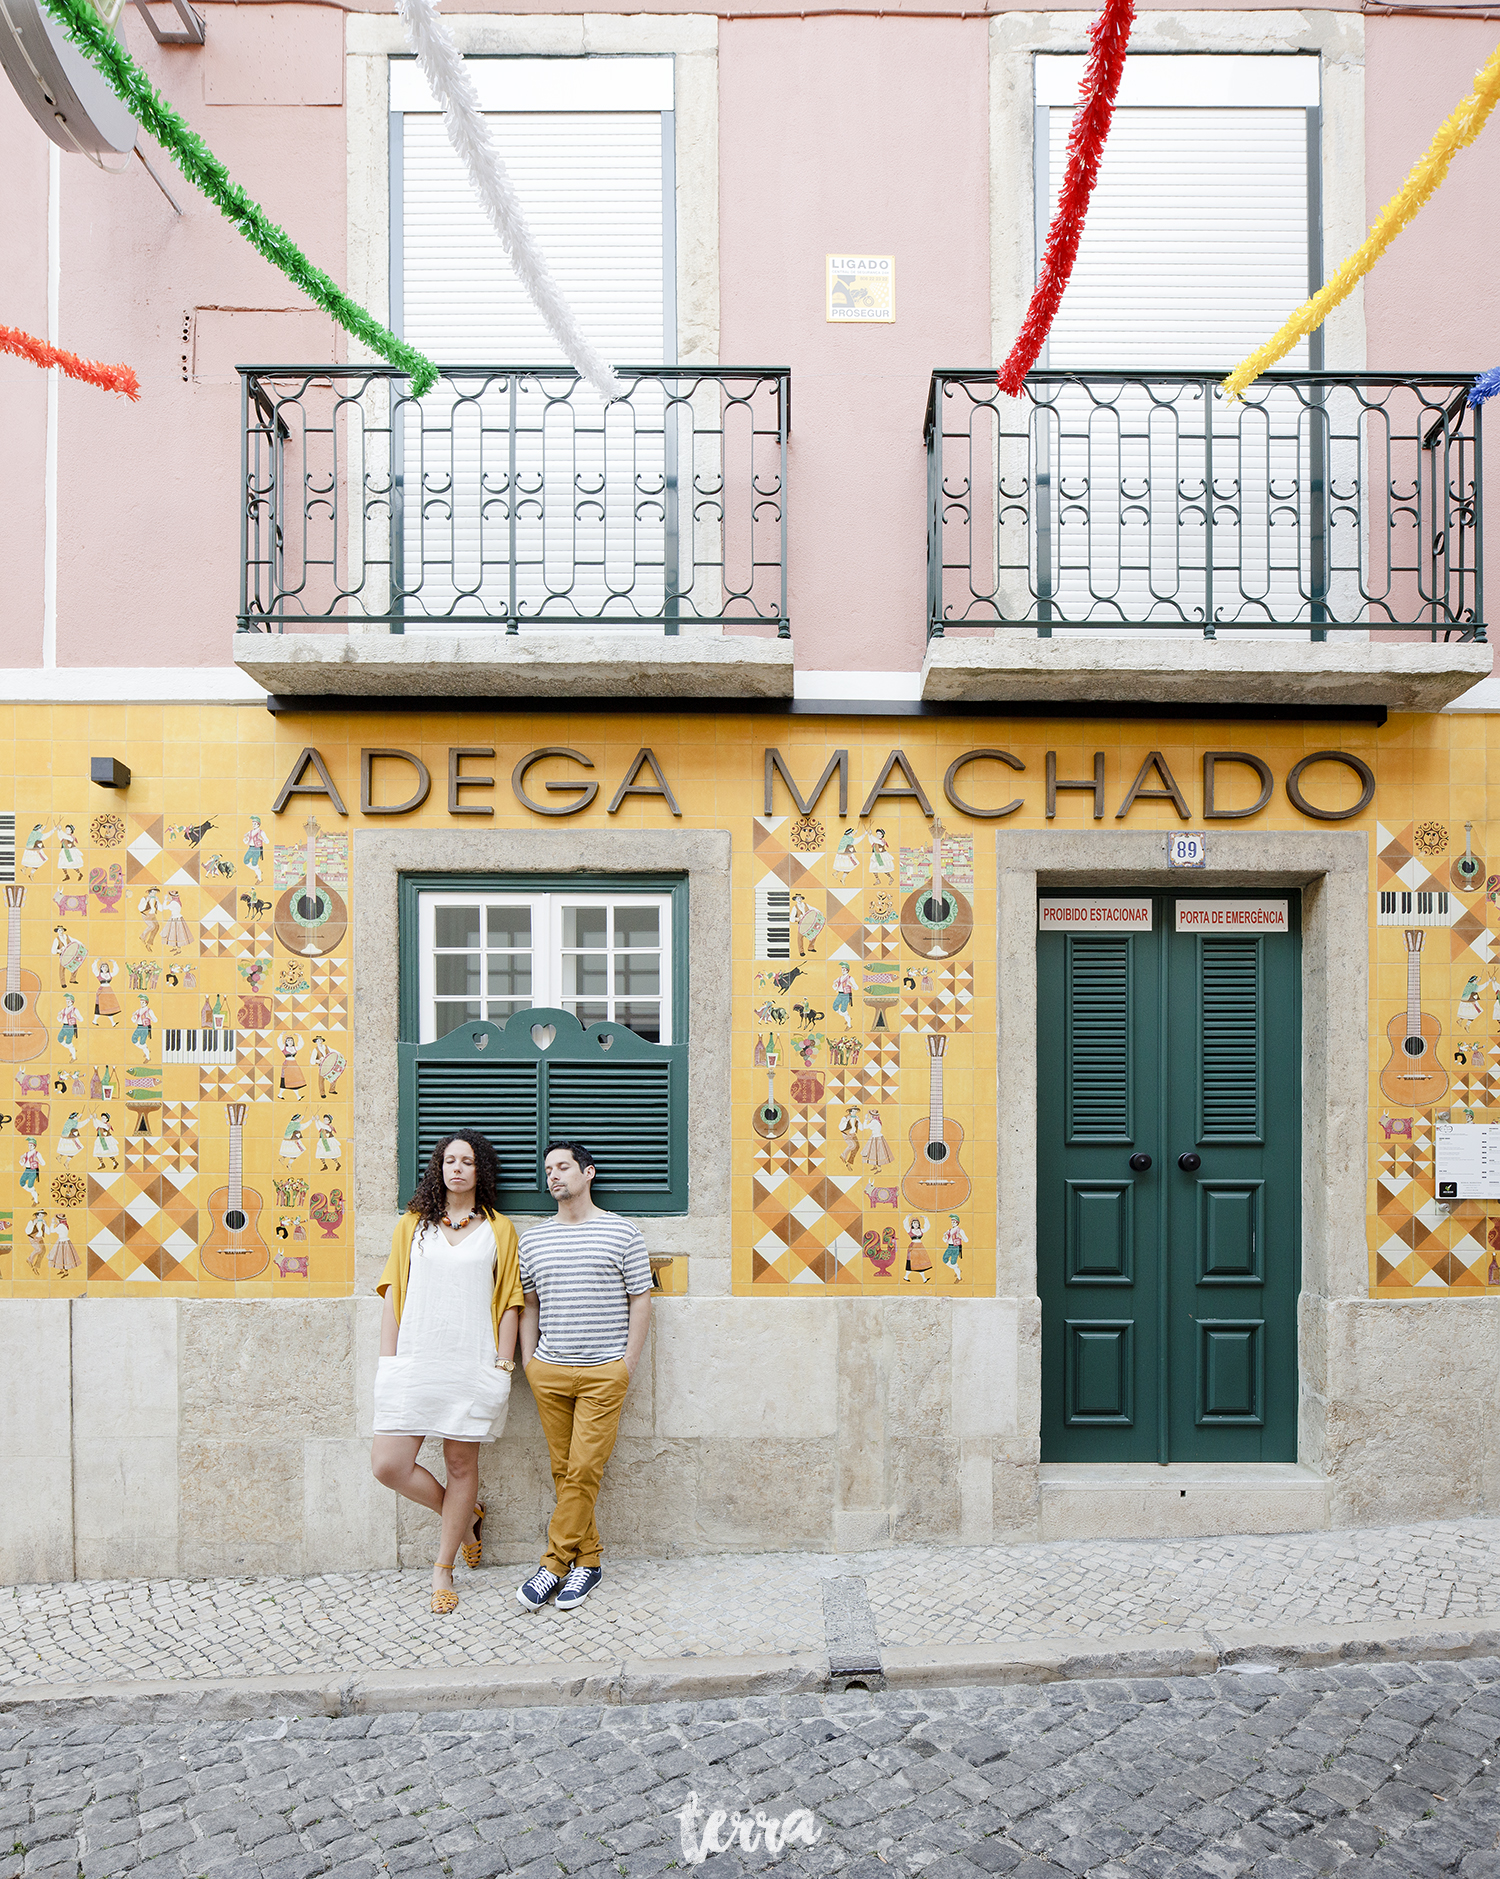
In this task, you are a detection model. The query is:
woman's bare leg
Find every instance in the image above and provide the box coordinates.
[437,1441,481,1594]
[370,1433,444,1516]
[371,1434,481,1597]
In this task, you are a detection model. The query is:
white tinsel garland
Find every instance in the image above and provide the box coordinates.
[395,0,624,401]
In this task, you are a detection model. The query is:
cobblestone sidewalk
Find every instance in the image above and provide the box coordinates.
[3,1520,1499,1692]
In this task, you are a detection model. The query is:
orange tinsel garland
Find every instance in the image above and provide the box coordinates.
[0,324,141,399]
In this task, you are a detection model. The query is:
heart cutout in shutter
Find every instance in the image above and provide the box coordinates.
[472,1032,489,1051]
[531,1023,557,1051]
[597,1032,614,1050]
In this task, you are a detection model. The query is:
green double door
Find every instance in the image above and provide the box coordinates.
[1037,895,1301,1462]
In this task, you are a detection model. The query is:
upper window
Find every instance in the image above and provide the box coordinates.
[418,891,672,1043]
[392,55,675,365]
[388,57,678,631]
[1036,54,1321,369]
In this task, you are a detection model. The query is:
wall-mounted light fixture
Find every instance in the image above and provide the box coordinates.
[90,758,132,789]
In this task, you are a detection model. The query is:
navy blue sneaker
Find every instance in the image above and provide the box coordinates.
[516,1566,561,1610]
[554,1565,603,1610]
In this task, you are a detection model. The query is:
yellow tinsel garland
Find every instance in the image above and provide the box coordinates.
[1223,38,1500,399]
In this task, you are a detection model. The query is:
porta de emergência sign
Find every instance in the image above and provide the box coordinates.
[270,743,1376,823]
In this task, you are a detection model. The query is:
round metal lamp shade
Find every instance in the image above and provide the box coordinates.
[0,0,136,156]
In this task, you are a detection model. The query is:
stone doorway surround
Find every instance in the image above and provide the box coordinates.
[998,829,1367,1538]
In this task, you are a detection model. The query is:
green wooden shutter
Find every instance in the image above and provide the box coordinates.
[1065,936,1133,1142]
[547,1062,673,1190]
[1199,937,1262,1140]
[412,1060,541,1191]
[399,1008,687,1214]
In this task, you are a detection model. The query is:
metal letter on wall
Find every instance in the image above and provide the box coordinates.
[764,748,849,818]
[511,748,599,816]
[360,749,432,816]
[1202,752,1273,821]
[1284,751,1376,822]
[1046,751,1106,820]
[272,746,349,817]
[943,749,1025,820]
[448,747,495,816]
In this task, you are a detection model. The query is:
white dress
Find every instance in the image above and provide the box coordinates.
[372,1221,512,1442]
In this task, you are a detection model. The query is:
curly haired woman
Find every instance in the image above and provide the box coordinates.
[371,1132,522,1615]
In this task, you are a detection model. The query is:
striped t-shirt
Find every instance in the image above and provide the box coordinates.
[519,1213,652,1365]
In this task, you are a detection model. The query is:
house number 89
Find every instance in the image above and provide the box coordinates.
[1168,832,1207,869]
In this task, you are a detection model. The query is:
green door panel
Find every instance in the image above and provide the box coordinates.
[1065,1181,1134,1284]
[1197,1320,1264,1423]
[1197,1183,1263,1283]
[1065,1321,1135,1424]
[1039,895,1301,1463]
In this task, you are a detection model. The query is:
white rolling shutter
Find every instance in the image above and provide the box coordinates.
[394,58,673,631]
[1038,55,1318,370]
[401,111,666,364]
[1045,108,1311,370]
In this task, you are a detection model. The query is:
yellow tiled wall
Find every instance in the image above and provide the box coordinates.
[0,703,1492,1302]
[3,706,351,1298]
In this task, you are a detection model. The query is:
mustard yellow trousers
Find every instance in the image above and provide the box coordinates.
[525,1356,630,1574]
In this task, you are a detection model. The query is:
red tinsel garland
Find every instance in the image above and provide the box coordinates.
[0,323,141,400]
[996,0,1136,398]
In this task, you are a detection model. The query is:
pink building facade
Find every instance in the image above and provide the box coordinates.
[4,2,1493,682]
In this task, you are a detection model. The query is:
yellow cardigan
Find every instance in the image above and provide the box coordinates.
[376,1209,524,1347]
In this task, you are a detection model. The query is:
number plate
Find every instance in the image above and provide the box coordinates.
[1167,832,1207,869]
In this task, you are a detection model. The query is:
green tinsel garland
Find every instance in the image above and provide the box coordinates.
[43,0,438,397]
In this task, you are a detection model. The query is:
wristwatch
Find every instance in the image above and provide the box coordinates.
[497,1358,516,1372]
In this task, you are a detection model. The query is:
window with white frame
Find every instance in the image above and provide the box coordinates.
[392,55,674,367]
[419,891,672,1043]
[1036,53,1321,370]
[389,56,678,630]
[1030,53,1326,636]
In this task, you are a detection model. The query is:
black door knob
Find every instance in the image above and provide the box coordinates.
[1178,1152,1202,1172]
[1129,1153,1152,1172]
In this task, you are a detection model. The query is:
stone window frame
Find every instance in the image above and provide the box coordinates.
[353,827,731,1296]
[989,10,1368,373]
[345,13,721,372]
[995,827,1369,1476]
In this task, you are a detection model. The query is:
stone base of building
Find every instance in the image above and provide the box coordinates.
[5,1291,1496,1583]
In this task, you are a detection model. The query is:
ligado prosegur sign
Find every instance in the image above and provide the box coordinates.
[827,254,895,322]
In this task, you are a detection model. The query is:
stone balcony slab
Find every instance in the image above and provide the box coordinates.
[233,631,794,700]
[921,634,1493,712]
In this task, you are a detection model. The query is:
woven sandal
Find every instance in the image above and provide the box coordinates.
[460,1504,485,1571]
[431,1563,458,1615]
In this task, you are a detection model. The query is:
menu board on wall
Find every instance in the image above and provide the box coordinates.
[1435,1123,1500,1201]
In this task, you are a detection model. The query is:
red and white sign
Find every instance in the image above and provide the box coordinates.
[1038,899,1153,932]
[1175,900,1289,933]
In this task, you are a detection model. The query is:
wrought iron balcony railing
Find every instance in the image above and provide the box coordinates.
[924,371,1484,641]
[238,365,790,637]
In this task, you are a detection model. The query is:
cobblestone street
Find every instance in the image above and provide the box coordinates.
[5,1662,1500,1879]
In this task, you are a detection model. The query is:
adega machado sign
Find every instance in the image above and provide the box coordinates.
[269,741,1376,823]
